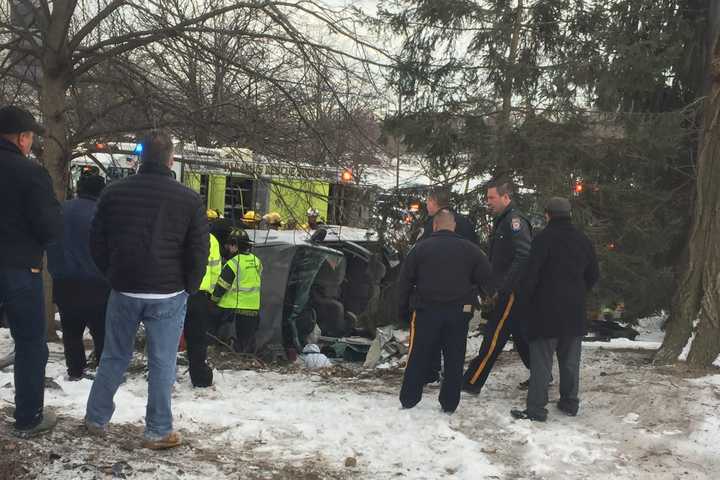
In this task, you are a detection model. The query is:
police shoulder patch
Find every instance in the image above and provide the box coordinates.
[511,217,522,232]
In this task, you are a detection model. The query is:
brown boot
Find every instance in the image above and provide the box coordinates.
[142,431,182,450]
[13,410,57,439]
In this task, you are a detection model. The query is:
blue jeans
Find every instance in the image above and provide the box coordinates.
[85,290,188,439]
[0,268,48,429]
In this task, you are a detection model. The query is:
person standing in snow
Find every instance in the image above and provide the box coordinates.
[463,179,532,395]
[398,210,493,413]
[47,174,110,381]
[511,198,599,422]
[0,105,62,438]
[84,131,208,449]
[182,209,223,388]
[211,228,263,354]
[416,187,479,386]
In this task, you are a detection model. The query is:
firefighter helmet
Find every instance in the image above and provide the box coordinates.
[228,228,253,245]
[243,210,260,224]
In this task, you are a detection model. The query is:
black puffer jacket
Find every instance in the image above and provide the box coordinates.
[90,162,209,294]
[0,138,62,269]
[522,217,600,339]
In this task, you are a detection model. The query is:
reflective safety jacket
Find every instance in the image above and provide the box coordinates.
[213,252,262,310]
[199,234,222,294]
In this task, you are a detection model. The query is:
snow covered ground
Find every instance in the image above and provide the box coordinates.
[1,325,719,479]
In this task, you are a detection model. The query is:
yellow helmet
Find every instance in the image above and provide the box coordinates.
[206,209,219,220]
[243,210,260,223]
[263,212,282,224]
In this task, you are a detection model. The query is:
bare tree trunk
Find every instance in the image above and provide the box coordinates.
[34,0,76,340]
[39,72,71,341]
[657,5,720,367]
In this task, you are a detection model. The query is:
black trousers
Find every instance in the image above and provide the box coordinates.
[463,292,530,392]
[54,279,109,378]
[0,268,48,429]
[184,292,214,386]
[400,304,471,413]
[218,309,260,354]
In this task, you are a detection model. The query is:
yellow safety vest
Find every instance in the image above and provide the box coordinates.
[199,234,222,294]
[218,253,262,310]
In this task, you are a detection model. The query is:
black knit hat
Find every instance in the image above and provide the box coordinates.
[77,174,106,198]
[545,197,572,217]
[0,106,44,135]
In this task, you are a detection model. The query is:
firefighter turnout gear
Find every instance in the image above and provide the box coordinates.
[215,253,262,310]
[199,234,222,294]
[398,229,493,413]
[463,202,532,394]
[212,251,263,354]
[184,233,223,387]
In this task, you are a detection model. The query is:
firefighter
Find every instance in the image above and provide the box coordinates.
[306,208,325,230]
[398,210,493,413]
[183,209,223,387]
[261,212,282,230]
[463,179,532,395]
[211,229,263,354]
[242,211,261,229]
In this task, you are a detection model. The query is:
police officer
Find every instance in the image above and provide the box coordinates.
[399,210,493,413]
[416,188,478,384]
[183,209,223,387]
[417,188,478,244]
[463,179,532,395]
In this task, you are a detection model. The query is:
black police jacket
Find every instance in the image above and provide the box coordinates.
[89,161,209,294]
[398,230,492,319]
[489,203,532,294]
[417,209,478,244]
[0,138,62,269]
[522,217,599,339]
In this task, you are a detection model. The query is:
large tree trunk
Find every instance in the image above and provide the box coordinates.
[656,8,720,367]
[686,44,720,366]
[38,0,75,340]
[39,72,71,341]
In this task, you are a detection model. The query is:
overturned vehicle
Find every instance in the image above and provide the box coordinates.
[241,227,400,360]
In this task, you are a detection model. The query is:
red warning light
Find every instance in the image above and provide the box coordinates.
[95,143,107,151]
[574,181,584,193]
[341,168,353,183]
[408,201,421,213]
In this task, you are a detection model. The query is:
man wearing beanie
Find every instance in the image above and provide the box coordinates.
[47,174,110,381]
[511,197,599,422]
[0,105,62,437]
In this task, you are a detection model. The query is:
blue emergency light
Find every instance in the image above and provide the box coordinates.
[133,143,143,155]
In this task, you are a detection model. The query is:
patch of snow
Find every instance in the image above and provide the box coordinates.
[678,319,700,361]
[634,315,666,343]
[583,338,661,350]
[622,413,640,425]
